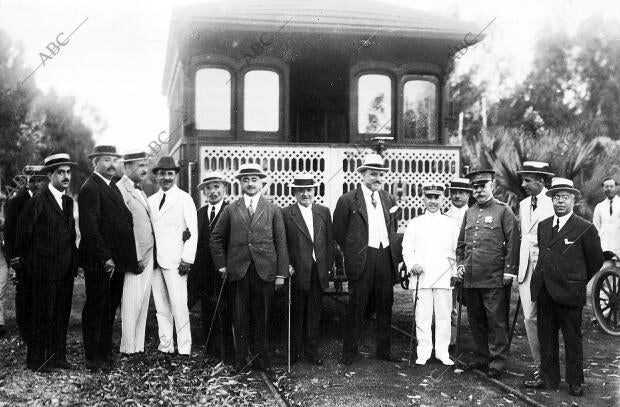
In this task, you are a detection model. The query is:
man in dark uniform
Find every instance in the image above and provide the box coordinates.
[334,154,402,366]
[79,145,138,371]
[189,171,234,363]
[4,165,47,341]
[455,169,520,379]
[525,178,603,397]
[282,174,334,366]
[16,154,78,371]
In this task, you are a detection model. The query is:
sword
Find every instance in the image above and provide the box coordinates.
[408,275,420,366]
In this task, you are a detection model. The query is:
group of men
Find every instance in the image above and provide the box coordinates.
[0,147,610,397]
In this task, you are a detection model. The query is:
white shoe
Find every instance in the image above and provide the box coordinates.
[415,358,428,365]
[438,357,454,366]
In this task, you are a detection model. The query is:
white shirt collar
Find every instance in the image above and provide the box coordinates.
[48,183,65,208]
[243,193,260,208]
[208,199,224,214]
[361,183,378,198]
[553,211,573,230]
[297,202,312,213]
[534,188,548,199]
[94,171,111,185]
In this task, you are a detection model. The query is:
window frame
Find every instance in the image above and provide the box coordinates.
[194,66,235,133]
[399,74,441,144]
[239,66,285,140]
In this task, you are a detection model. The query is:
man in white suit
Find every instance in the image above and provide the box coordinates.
[148,156,198,356]
[517,161,555,380]
[116,151,155,355]
[593,178,620,255]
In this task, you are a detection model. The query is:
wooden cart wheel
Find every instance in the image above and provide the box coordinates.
[591,266,620,336]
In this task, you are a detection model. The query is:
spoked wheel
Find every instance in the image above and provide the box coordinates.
[591,266,620,336]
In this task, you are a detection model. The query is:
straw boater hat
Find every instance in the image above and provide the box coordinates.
[23,165,46,179]
[465,169,495,185]
[517,161,554,177]
[88,144,121,159]
[356,153,388,173]
[447,177,473,192]
[545,177,581,199]
[121,150,148,163]
[42,153,77,172]
[151,156,180,174]
[198,171,229,189]
[235,163,267,179]
[422,182,445,196]
[290,174,320,189]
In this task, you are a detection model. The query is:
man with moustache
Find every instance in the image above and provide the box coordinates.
[17,154,78,371]
[455,169,520,379]
[444,177,472,351]
[4,166,47,340]
[116,151,155,355]
[79,145,138,371]
[334,154,402,366]
[402,182,458,366]
[188,171,234,362]
[210,163,289,372]
[148,156,198,356]
[282,174,333,366]
[525,178,603,396]
[593,178,620,255]
[517,162,555,381]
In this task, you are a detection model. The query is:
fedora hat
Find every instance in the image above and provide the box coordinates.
[23,165,47,179]
[356,153,388,173]
[42,153,77,172]
[517,161,554,177]
[235,163,267,180]
[88,144,121,159]
[151,156,180,174]
[290,174,320,189]
[121,150,148,163]
[198,171,229,189]
[545,177,581,199]
[422,182,445,196]
[465,169,495,185]
[448,177,473,192]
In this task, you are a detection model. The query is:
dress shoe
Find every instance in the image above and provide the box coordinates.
[0,325,6,337]
[523,377,545,388]
[466,362,488,373]
[54,360,76,370]
[306,356,324,366]
[437,357,454,366]
[486,368,502,379]
[376,353,400,363]
[85,359,104,372]
[568,384,583,397]
[340,355,353,366]
[415,358,428,366]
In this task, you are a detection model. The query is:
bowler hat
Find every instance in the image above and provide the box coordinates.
[545,177,581,199]
[151,156,180,174]
[198,171,229,189]
[356,154,388,173]
[42,153,77,172]
[88,145,121,159]
[235,163,267,180]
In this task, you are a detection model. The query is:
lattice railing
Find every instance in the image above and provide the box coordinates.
[199,144,460,232]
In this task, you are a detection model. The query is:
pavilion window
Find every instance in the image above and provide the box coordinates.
[195,68,232,130]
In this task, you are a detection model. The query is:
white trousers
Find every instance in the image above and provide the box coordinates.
[0,250,7,326]
[151,266,191,355]
[518,260,540,365]
[415,288,452,361]
[120,250,154,354]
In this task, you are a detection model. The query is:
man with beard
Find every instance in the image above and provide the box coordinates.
[189,171,234,362]
[210,163,289,372]
[17,154,78,371]
[593,178,620,255]
[4,166,47,340]
[455,169,520,379]
[79,145,138,371]
[516,162,554,382]
[525,178,603,396]
[334,154,402,366]
[148,156,197,357]
[116,151,155,355]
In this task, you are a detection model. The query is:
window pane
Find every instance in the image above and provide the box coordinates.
[195,68,231,130]
[358,74,392,134]
[244,70,279,132]
[403,79,437,140]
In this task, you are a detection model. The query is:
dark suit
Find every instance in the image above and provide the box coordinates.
[531,213,603,386]
[333,187,401,359]
[189,201,234,361]
[78,173,137,363]
[4,188,32,342]
[210,195,289,365]
[16,188,77,370]
[283,203,333,359]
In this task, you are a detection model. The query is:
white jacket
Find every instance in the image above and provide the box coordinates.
[402,211,458,289]
[593,196,620,255]
[148,185,198,269]
[518,189,554,283]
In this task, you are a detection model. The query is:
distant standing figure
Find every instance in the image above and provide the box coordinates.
[593,178,620,255]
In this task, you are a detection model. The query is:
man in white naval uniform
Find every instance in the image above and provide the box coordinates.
[593,178,620,255]
[148,156,198,355]
[444,177,472,350]
[402,182,458,366]
[517,161,555,380]
[116,151,155,355]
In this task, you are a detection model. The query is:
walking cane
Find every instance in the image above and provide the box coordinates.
[454,283,464,371]
[508,297,521,348]
[201,274,228,363]
[288,275,292,373]
[408,275,420,366]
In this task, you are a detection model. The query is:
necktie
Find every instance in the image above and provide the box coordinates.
[371,192,377,208]
[111,182,123,201]
[159,193,166,210]
[209,205,216,225]
[62,195,71,220]
[248,200,254,218]
[610,199,613,216]
[552,218,559,237]
[531,195,537,211]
